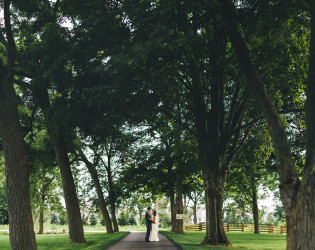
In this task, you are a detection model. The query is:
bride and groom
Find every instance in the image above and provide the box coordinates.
[145,207,159,242]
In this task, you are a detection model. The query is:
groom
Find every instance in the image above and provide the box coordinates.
[145,207,153,242]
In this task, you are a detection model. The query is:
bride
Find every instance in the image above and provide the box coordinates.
[149,211,159,241]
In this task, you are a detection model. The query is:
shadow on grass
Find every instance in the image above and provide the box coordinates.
[161,231,286,250]
[0,232,129,250]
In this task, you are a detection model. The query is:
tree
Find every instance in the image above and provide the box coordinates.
[226,125,273,233]
[50,213,58,224]
[90,215,97,226]
[128,215,137,225]
[0,1,37,248]
[75,145,114,233]
[186,177,204,224]
[28,129,61,234]
[119,1,262,244]
[118,211,128,226]
[221,0,315,248]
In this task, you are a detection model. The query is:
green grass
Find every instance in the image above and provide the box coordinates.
[0,224,168,232]
[161,231,286,250]
[0,232,128,250]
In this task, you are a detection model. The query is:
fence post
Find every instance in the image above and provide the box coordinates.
[242,223,244,232]
[227,223,229,232]
[280,225,283,234]
[268,225,273,234]
[199,223,202,231]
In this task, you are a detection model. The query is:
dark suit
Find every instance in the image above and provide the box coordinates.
[145,211,152,242]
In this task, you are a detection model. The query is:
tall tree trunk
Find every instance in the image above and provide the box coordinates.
[175,172,184,234]
[202,171,230,246]
[193,203,197,224]
[223,1,315,248]
[0,1,37,249]
[85,162,113,233]
[285,174,315,249]
[0,78,37,249]
[52,134,85,242]
[110,204,119,232]
[31,87,85,242]
[183,195,187,213]
[77,148,113,233]
[39,208,44,235]
[39,179,46,234]
[106,163,119,232]
[189,22,232,245]
[137,204,142,223]
[169,188,176,232]
[251,180,259,234]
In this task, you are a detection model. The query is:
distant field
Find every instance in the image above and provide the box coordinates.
[161,231,286,250]
[0,231,128,250]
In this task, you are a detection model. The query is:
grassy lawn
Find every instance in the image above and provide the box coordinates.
[0,224,168,232]
[0,231,128,250]
[161,231,286,250]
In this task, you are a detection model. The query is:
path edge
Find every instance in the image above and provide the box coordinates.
[159,231,182,250]
[104,232,131,250]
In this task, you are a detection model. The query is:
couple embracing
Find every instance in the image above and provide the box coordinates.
[145,207,159,242]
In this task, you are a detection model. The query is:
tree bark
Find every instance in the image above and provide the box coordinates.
[52,135,86,242]
[175,171,184,234]
[106,166,119,232]
[137,204,142,223]
[193,204,197,224]
[90,166,114,233]
[78,154,113,233]
[39,208,44,234]
[202,173,230,246]
[251,180,259,234]
[0,1,37,248]
[38,179,46,234]
[169,188,177,232]
[0,78,37,249]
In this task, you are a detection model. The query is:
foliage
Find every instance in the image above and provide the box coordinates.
[90,215,97,227]
[50,213,58,225]
[117,211,128,226]
[128,215,137,226]
[158,212,172,229]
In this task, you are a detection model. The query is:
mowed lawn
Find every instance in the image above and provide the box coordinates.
[0,231,128,250]
[161,231,286,250]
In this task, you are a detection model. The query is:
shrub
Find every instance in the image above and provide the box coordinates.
[50,213,58,224]
[128,215,137,225]
[140,215,146,225]
[58,212,67,225]
[90,215,97,226]
[158,212,171,228]
[100,218,105,226]
[82,216,89,226]
[118,211,128,226]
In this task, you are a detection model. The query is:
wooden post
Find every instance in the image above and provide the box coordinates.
[242,223,244,232]
[227,223,229,232]
[199,223,202,231]
[280,225,284,234]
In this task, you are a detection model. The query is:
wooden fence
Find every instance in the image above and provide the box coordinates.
[185,223,287,234]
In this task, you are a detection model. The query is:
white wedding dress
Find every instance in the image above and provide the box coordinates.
[149,216,159,241]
